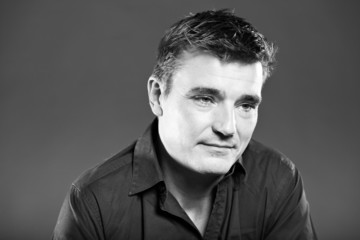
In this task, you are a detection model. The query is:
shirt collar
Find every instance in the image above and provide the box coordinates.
[224,156,247,190]
[129,119,248,195]
[129,119,164,196]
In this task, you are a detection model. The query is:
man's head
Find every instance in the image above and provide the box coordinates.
[148,10,277,176]
[152,9,277,95]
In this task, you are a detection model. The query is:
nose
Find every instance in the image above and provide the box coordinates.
[212,105,236,138]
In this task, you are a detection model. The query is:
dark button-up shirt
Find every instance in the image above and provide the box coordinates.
[53,120,317,240]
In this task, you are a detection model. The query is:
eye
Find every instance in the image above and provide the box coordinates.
[239,103,256,112]
[193,95,215,106]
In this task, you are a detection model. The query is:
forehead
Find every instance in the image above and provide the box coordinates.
[172,51,264,96]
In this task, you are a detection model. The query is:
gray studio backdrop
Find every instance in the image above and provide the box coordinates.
[1,1,359,239]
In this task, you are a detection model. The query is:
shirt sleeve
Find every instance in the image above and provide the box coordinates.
[52,184,105,240]
[265,165,318,240]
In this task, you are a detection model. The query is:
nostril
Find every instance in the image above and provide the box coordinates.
[212,124,235,139]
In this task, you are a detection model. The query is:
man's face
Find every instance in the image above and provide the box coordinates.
[157,51,263,175]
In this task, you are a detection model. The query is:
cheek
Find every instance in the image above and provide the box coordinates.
[236,114,258,137]
[178,100,212,127]
[165,103,204,143]
[180,111,210,143]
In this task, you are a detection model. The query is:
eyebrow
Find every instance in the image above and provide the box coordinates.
[239,94,262,105]
[187,87,262,105]
[187,87,222,97]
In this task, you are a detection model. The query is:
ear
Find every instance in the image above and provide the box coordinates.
[147,76,164,117]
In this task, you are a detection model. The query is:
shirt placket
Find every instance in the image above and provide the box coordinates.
[203,178,228,240]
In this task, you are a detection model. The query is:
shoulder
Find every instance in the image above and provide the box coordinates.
[242,140,315,237]
[242,139,298,192]
[72,141,136,195]
[54,142,138,239]
[243,139,295,171]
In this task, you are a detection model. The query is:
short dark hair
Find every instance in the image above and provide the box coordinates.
[152,9,277,95]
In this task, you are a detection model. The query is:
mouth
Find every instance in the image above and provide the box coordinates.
[200,142,235,149]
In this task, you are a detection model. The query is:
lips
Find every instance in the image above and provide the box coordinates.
[200,142,235,149]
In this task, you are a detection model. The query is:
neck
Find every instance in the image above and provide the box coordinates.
[159,143,225,210]
[164,161,220,200]
[158,139,222,200]
[157,136,224,236]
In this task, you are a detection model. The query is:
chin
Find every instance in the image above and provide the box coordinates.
[197,168,231,177]
[195,157,236,175]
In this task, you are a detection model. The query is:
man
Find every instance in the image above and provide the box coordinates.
[53,9,317,240]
